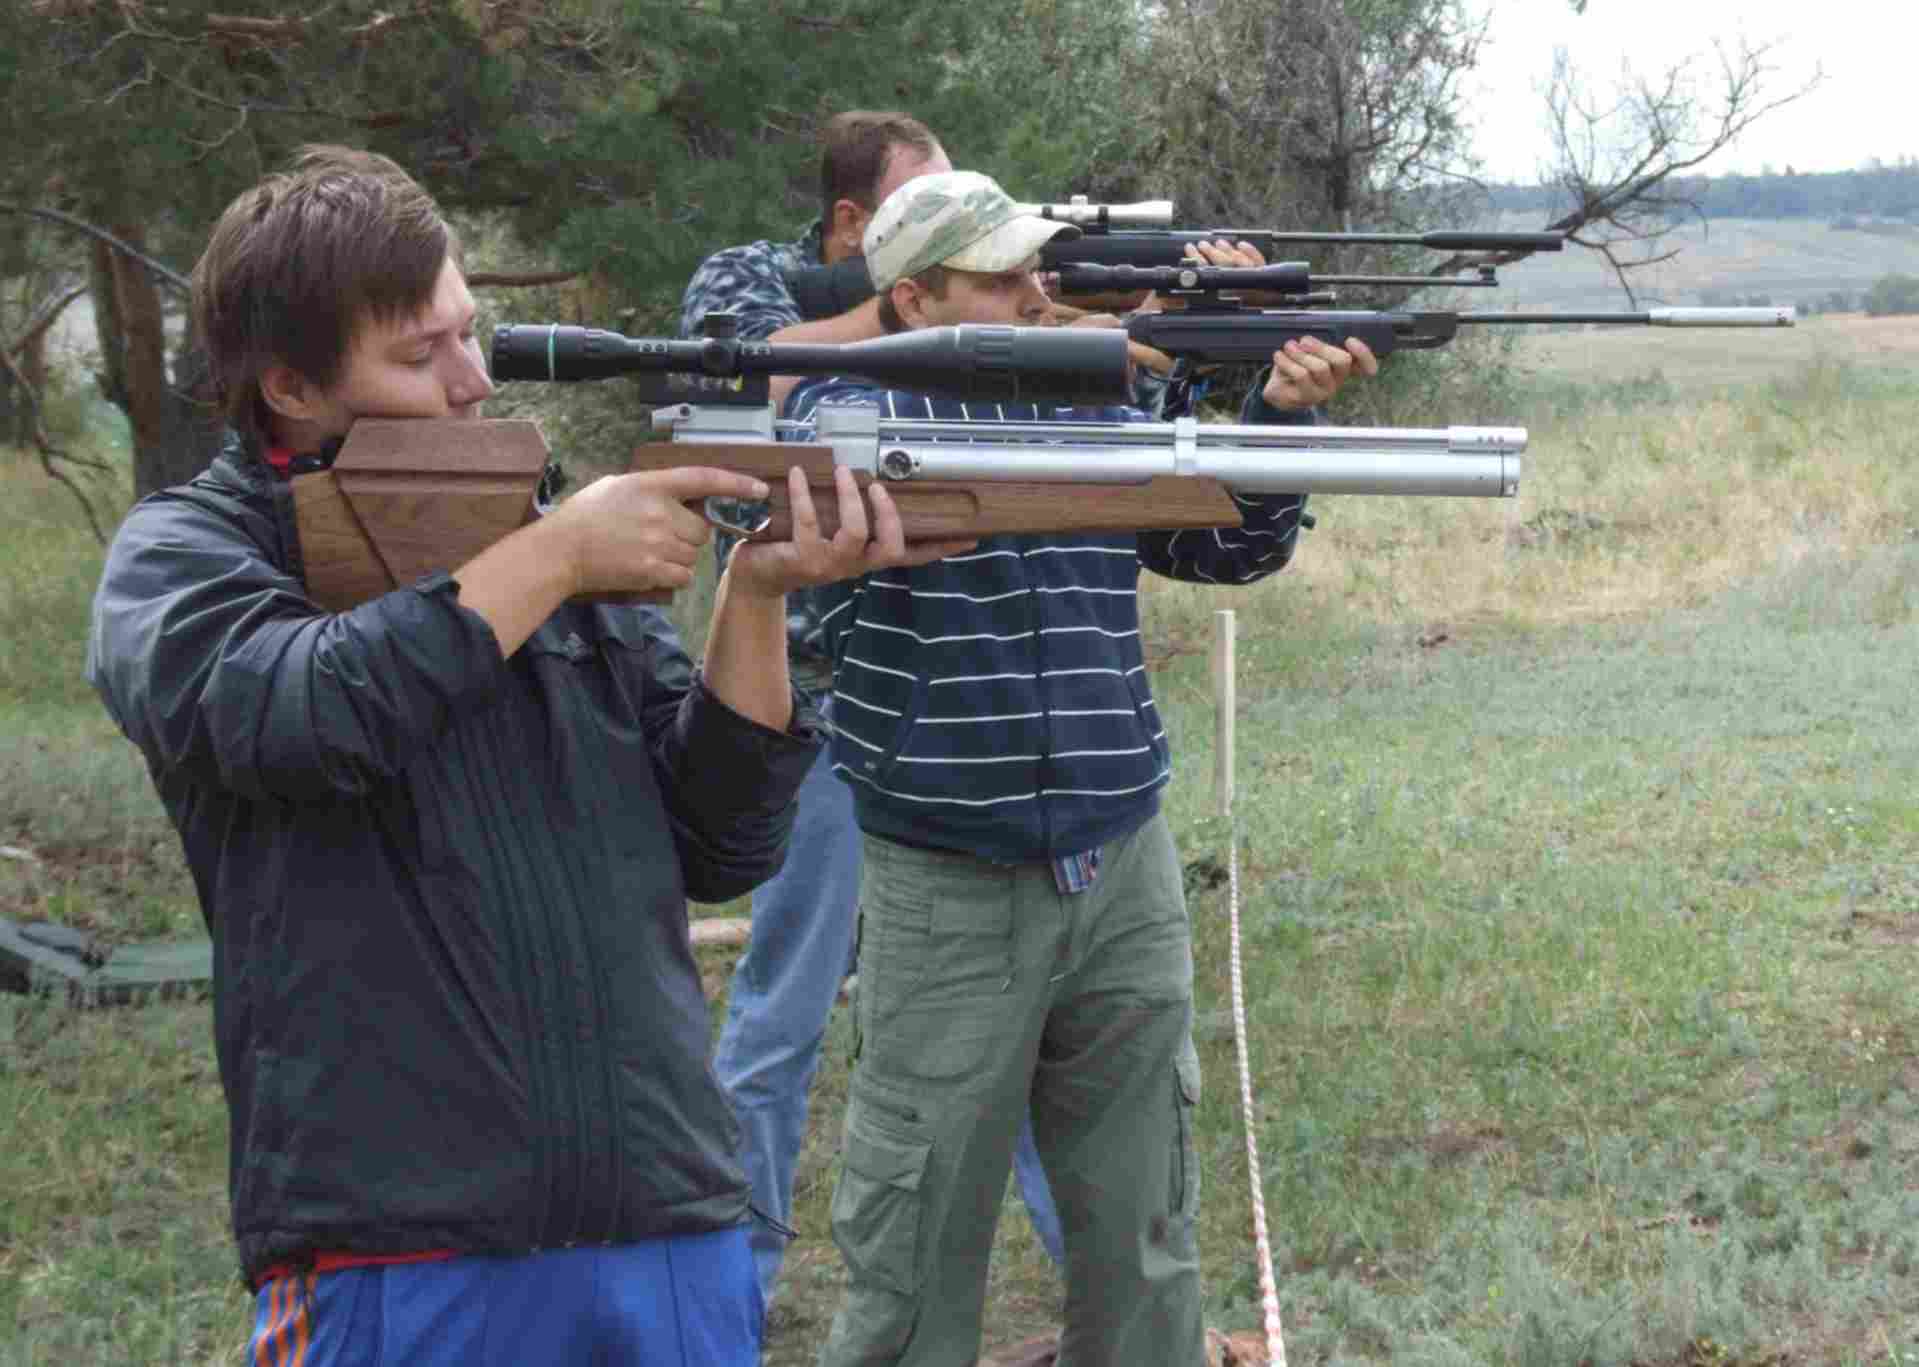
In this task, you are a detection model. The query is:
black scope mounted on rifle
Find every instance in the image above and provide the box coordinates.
[1039,227,1566,272]
[490,317,1134,407]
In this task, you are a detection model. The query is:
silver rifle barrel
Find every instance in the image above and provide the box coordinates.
[1649,307,1797,326]
[866,417,1527,455]
[1460,307,1796,327]
[810,410,1522,498]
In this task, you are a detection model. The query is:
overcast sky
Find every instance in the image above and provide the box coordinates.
[1459,0,1903,182]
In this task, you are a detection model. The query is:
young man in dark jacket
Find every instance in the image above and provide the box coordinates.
[84,145,962,1367]
[787,171,1378,1367]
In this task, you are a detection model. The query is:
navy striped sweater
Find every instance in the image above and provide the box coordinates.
[787,378,1315,864]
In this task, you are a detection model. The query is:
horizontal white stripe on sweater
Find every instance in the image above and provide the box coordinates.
[861,579,1138,605]
[833,766,1172,807]
[905,543,1139,568]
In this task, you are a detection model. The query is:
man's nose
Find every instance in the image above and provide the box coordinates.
[1017,275,1049,321]
[450,345,496,407]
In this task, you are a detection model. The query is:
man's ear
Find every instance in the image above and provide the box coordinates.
[258,362,323,422]
[890,278,932,330]
[830,197,869,256]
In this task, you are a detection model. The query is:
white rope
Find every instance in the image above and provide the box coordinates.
[1225,762,1287,1364]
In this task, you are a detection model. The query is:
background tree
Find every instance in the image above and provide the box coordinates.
[1139,0,1487,249]
[1482,38,1824,302]
[0,0,1143,498]
[1,0,1818,497]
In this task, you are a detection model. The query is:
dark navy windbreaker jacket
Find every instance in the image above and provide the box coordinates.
[85,434,819,1286]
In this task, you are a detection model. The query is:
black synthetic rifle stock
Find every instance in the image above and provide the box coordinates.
[1051,261,1506,300]
[1032,226,1797,361]
[1123,299,1798,365]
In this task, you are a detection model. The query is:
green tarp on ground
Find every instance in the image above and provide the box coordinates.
[0,918,211,1008]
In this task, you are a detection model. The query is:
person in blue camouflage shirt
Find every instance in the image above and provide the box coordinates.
[674,111,1074,1314]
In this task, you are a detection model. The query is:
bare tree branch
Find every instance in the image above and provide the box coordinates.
[0,202,192,293]
[0,341,110,544]
[1433,38,1824,302]
[7,284,89,361]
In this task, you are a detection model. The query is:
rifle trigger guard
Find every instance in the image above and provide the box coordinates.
[1172,416,1200,477]
[703,496,772,538]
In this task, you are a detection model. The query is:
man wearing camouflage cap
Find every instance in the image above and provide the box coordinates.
[791,171,1378,1367]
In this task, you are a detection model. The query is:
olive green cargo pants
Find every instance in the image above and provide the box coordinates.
[818,814,1203,1367]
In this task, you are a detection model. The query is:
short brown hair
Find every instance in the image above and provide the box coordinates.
[191,145,460,441]
[819,111,941,225]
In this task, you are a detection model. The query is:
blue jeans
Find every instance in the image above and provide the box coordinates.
[247,1230,760,1365]
[712,742,1064,1307]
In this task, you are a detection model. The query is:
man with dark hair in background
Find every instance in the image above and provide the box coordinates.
[678,110,949,346]
[678,111,1072,1315]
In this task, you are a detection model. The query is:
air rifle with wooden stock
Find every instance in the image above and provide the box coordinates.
[495,318,1520,530]
[290,319,1523,611]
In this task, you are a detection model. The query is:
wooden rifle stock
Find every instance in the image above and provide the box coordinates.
[290,419,1242,612]
[624,442,1241,542]
[290,419,554,612]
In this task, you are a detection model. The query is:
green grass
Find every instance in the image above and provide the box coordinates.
[3,357,1916,1365]
[1156,548,1919,1363]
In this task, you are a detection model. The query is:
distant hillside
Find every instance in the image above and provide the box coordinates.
[1488,162,1919,223]
[1465,216,1919,315]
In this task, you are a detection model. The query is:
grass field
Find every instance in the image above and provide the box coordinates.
[1518,312,1919,395]
[1,316,1914,1365]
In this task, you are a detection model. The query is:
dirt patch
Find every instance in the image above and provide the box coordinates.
[0,837,193,939]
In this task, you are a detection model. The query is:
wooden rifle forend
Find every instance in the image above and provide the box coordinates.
[624,441,1242,543]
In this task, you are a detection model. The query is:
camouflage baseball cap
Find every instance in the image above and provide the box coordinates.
[863,170,1081,291]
